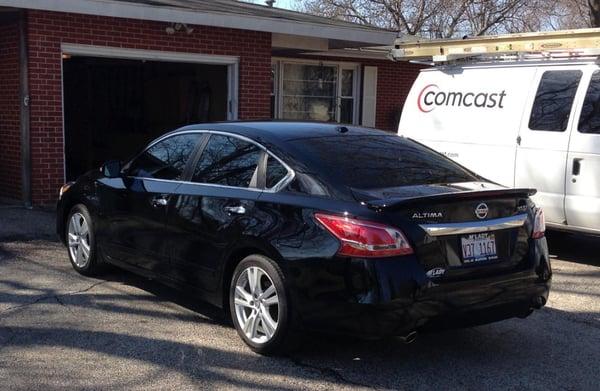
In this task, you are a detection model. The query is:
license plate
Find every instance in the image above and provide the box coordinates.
[461,233,498,263]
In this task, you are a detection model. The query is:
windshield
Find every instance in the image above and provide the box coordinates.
[290,135,479,189]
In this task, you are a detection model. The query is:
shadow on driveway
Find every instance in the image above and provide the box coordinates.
[547,230,600,266]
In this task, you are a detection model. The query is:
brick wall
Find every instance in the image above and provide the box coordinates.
[0,20,21,201]
[369,59,424,132]
[26,10,272,204]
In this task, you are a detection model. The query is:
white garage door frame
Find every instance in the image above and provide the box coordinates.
[60,43,239,181]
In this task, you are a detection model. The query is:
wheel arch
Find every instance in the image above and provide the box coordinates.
[219,238,283,311]
[58,197,85,243]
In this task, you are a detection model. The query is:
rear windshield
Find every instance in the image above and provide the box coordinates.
[291,135,478,189]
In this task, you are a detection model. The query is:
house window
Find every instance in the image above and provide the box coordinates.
[272,60,359,124]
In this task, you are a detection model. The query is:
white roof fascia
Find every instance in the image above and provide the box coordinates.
[0,0,398,46]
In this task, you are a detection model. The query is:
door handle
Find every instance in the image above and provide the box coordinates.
[224,205,246,215]
[572,158,583,176]
[151,195,169,207]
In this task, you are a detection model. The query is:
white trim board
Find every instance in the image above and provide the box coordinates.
[0,0,397,46]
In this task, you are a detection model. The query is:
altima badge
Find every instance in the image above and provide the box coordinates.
[475,203,489,219]
[412,212,443,219]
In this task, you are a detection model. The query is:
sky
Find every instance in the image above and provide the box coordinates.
[245,0,296,10]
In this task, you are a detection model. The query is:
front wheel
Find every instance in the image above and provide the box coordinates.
[229,255,295,355]
[65,204,103,276]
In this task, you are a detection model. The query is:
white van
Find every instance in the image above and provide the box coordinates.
[398,53,600,235]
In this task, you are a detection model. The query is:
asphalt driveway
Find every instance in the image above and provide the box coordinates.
[0,205,599,390]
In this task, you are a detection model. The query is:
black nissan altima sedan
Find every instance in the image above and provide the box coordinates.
[57,121,551,354]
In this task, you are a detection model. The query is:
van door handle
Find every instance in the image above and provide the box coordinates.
[224,205,246,215]
[151,195,169,207]
[572,158,583,176]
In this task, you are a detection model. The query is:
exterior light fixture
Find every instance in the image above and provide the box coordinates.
[166,22,194,35]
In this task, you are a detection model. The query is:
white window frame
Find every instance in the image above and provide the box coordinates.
[271,58,361,124]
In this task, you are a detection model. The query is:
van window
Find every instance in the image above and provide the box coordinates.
[529,70,582,132]
[578,70,600,134]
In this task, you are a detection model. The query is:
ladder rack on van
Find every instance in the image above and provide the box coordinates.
[390,28,600,64]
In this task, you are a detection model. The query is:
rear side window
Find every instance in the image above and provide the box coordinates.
[290,135,478,189]
[266,156,289,189]
[128,134,200,180]
[529,70,582,132]
[578,70,600,134]
[192,135,262,188]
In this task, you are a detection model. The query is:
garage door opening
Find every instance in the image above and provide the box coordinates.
[63,55,231,180]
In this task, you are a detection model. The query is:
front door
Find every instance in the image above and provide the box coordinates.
[102,132,202,271]
[515,67,584,226]
[566,67,600,232]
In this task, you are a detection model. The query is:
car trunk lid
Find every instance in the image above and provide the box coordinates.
[353,183,535,282]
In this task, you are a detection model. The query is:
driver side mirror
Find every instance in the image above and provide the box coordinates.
[101,160,122,178]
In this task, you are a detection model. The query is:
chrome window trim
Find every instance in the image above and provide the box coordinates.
[419,214,528,237]
[127,129,295,193]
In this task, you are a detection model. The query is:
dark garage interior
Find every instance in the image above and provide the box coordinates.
[63,56,229,180]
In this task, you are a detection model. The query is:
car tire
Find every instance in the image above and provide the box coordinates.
[65,204,103,276]
[229,254,297,355]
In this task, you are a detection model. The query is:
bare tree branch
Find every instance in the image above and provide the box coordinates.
[295,0,600,38]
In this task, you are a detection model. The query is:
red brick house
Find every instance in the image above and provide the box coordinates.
[0,0,421,205]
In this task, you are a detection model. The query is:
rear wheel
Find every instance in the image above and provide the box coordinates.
[66,204,103,276]
[229,255,294,355]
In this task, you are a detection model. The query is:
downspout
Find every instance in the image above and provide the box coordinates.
[18,9,31,207]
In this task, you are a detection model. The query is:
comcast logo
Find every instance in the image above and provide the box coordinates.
[417,84,507,113]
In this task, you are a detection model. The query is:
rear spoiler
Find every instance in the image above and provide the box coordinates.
[366,188,537,211]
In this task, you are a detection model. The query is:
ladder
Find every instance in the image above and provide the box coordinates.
[390,28,600,64]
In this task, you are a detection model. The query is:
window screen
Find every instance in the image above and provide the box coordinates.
[281,63,338,122]
[128,134,200,180]
[192,135,261,188]
[578,70,600,134]
[529,70,582,132]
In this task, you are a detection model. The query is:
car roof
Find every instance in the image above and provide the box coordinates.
[175,121,389,143]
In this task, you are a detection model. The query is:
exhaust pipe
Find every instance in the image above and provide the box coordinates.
[399,331,417,344]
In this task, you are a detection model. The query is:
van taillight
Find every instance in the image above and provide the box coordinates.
[532,208,546,239]
[314,213,413,258]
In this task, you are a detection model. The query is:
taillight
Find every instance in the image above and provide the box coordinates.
[314,213,413,258]
[532,208,545,239]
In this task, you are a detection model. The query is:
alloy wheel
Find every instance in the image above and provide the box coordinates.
[234,266,280,344]
[68,212,91,268]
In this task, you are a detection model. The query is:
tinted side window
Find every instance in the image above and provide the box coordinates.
[529,70,582,132]
[128,134,200,180]
[192,135,261,187]
[578,70,600,134]
[266,156,288,189]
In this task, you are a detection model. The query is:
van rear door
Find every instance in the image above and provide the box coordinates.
[514,66,584,227]
[565,67,600,233]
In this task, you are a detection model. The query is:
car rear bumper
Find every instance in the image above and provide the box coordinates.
[288,238,551,337]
